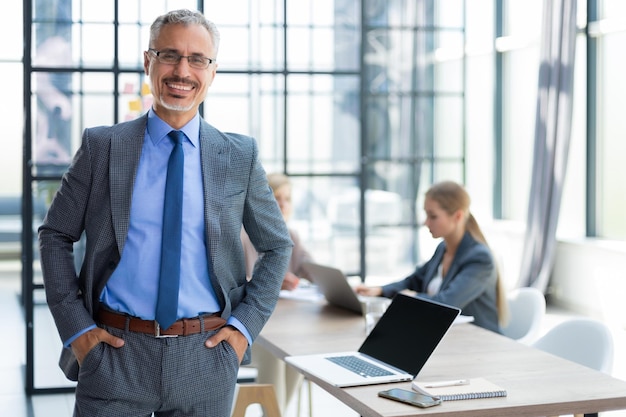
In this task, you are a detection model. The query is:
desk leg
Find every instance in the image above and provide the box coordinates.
[296,378,313,417]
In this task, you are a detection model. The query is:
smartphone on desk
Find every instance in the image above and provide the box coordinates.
[378,388,442,408]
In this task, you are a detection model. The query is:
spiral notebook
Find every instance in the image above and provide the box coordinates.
[412,378,507,401]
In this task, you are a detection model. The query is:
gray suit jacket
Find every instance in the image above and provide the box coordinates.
[38,114,293,380]
[381,232,500,333]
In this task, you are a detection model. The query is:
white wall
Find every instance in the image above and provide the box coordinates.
[550,239,626,328]
[485,221,626,328]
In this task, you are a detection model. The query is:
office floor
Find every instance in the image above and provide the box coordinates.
[1,260,624,417]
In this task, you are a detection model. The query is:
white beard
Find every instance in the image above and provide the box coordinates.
[159,94,195,112]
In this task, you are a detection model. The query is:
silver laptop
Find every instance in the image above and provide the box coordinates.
[285,293,461,387]
[300,261,365,314]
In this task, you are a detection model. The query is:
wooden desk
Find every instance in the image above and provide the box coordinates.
[256,297,626,417]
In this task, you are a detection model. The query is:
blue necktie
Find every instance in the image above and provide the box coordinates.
[156,130,185,329]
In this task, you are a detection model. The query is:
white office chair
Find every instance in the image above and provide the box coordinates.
[532,318,614,417]
[500,287,546,345]
[532,317,614,374]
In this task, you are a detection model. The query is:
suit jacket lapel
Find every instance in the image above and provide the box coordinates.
[199,120,229,264]
[110,115,147,255]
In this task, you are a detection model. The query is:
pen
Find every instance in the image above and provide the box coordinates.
[424,379,470,388]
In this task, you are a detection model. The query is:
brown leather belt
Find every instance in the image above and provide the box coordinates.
[97,308,225,338]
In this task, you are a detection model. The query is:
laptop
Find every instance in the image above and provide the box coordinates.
[285,293,461,387]
[300,261,366,314]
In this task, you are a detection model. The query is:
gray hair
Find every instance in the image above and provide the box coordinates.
[149,9,221,57]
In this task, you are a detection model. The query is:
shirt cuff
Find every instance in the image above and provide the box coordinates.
[226,317,252,346]
[64,324,98,348]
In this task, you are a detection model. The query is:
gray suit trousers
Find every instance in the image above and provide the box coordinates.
[74,325,239,417]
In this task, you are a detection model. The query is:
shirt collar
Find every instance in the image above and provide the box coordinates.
[146,108,201,148]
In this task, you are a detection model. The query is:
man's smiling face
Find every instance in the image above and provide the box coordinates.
[144,22,217,128]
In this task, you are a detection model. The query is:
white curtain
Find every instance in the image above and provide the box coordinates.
[517,0,577,291]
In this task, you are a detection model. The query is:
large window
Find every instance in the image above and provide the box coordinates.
[203,0,468,275]
[0,0,23,199]
[20,0,471,392]
[592,0,626,239]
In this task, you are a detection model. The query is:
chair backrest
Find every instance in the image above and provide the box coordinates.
[532,317,614,374]
[500,287,546,345]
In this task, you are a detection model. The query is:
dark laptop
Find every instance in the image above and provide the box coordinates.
[285,293,461,387]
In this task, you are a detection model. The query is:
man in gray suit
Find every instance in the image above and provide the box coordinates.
[38,9,292,417]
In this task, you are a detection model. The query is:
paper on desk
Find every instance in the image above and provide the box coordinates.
[279,286,323,302]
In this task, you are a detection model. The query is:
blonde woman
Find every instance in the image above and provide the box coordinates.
[356,180,507,333]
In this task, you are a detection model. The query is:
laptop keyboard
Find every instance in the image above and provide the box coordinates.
[326,355,394,378]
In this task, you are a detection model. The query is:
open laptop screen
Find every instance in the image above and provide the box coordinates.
[359,293,461,376]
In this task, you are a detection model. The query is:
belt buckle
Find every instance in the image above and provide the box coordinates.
[154,321,178,338]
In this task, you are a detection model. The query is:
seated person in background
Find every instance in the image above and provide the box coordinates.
[242,172,313,413]
[355,180,508,333]
[241,172,313,290]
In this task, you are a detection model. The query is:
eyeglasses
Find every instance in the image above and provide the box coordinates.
[148,48,215,69]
